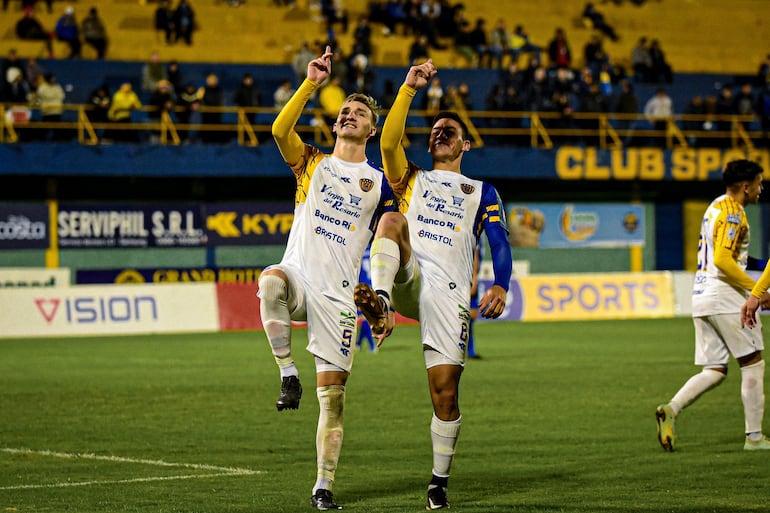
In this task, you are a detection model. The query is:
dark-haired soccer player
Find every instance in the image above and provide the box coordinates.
[657,159,770,452]
[354,59,513,510]
[259,45,394,511]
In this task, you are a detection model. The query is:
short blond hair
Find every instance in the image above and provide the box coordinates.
[345,93,381,126]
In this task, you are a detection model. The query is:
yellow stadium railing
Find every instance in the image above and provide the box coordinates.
[1,103,765,151]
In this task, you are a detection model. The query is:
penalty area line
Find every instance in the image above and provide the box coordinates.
[0,447,264,491]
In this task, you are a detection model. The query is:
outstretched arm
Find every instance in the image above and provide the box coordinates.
[381,59,437,183]
[477,185,512,319]
[271,46,333,166]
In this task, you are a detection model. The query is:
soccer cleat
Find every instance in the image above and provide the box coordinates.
[426,486,449,510]
[354,283,392,336]
[744,435,770,451]
[311,489,342,510]
[276,376,302,411]
[655,403,676,452]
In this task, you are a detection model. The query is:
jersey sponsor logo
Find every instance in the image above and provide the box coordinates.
[416,214,460,232]
[359,178,374,192]
[461,183,475,194]
[314,209,356,231]
[726,213,742,224]
[452,196,464,207]
[314,225,348,245]
[417,229,454,246]
[421,190,466,219]
[349,194,362,206]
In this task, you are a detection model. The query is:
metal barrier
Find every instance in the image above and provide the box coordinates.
[1,103,765,150]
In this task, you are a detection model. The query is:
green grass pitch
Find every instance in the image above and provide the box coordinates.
[1,318,768,512]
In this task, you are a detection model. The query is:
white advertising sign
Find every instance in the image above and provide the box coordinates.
[0,283,219,338]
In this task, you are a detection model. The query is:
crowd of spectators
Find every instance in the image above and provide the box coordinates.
[1,0,769,148]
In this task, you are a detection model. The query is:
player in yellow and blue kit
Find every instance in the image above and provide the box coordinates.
[354,59,513,510]
[657,159,770,452]
[258,45,394,511]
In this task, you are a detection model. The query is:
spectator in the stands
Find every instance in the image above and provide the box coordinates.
[1,66,30,104]
[273,79,294,109]
[409,34,431,64]
[81,7,108,59]
[55,5,81,59]
[346,53,374,95]
[318,75,347,126]
[469,18,490,68]
[351,15,372,58]
[87,83,112,129]
[173,0,196,46]
[547,27,572,70]
[453,18,476,67]
[733,82,756,130]
[321,0,349,33]
[582,2,619,42]
[1,48,25,87]
[197,72,228,144]
[292,40,318,85]
[683,94,706,147]
[16,8,53,57]
[33,72,67,141]
[233,72,262,125]
[25,57,44,93]
[487,18,511,69]
[583,34,609,79]
[148,79,175,143]
[648,39,673,84]
[757,54,770,87]
[757,83,770,145]
[107,82,143,143]
[176,82,200,142]
[631,37,652,83]
[643,87,672,147]
[142,51,167,95]
[167,60,185,96]
[510,24,541,65]
[614,78,640,145]
[155,0,175,45]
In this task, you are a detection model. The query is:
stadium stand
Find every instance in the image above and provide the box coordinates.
[0,0,765,73]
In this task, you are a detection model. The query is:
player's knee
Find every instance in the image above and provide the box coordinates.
[258,273,288,303]
[703,366,728,381]
[376,211,408,238]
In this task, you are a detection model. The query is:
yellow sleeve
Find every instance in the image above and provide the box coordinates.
[751,264,770,298]
[713,246,755,291]
[271,79,320,166]
[381,84,416,184]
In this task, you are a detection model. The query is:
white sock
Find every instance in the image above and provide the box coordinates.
[313,385,345,494]
[670,368,726,415]
[370,237,400,300]
[430,414,461,478]
[258,274,295,376]
[741,360,765,435]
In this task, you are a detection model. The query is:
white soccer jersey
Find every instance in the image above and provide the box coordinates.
[390,165,507,363]
[274,145,393,370]
[691,194,751,316]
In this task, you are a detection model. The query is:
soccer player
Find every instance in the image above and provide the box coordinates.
[656,159,770,452]
[354,59,513,510]
[259,45,394,511]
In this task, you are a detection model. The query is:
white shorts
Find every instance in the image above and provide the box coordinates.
[263,264,357,373]
[693,313,764,366]
[392,260,470,367]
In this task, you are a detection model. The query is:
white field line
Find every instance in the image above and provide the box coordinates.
[0,447,263,491]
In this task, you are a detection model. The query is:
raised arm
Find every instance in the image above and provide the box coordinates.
[271,46,333,166]
[381,59,437,182]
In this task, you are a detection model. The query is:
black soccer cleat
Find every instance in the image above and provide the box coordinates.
[311,489,342,510]
[426,486,450,510]
[276,375,302,411]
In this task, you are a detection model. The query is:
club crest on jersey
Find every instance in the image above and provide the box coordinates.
[359,178,374,192]
[461,183,475,194]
